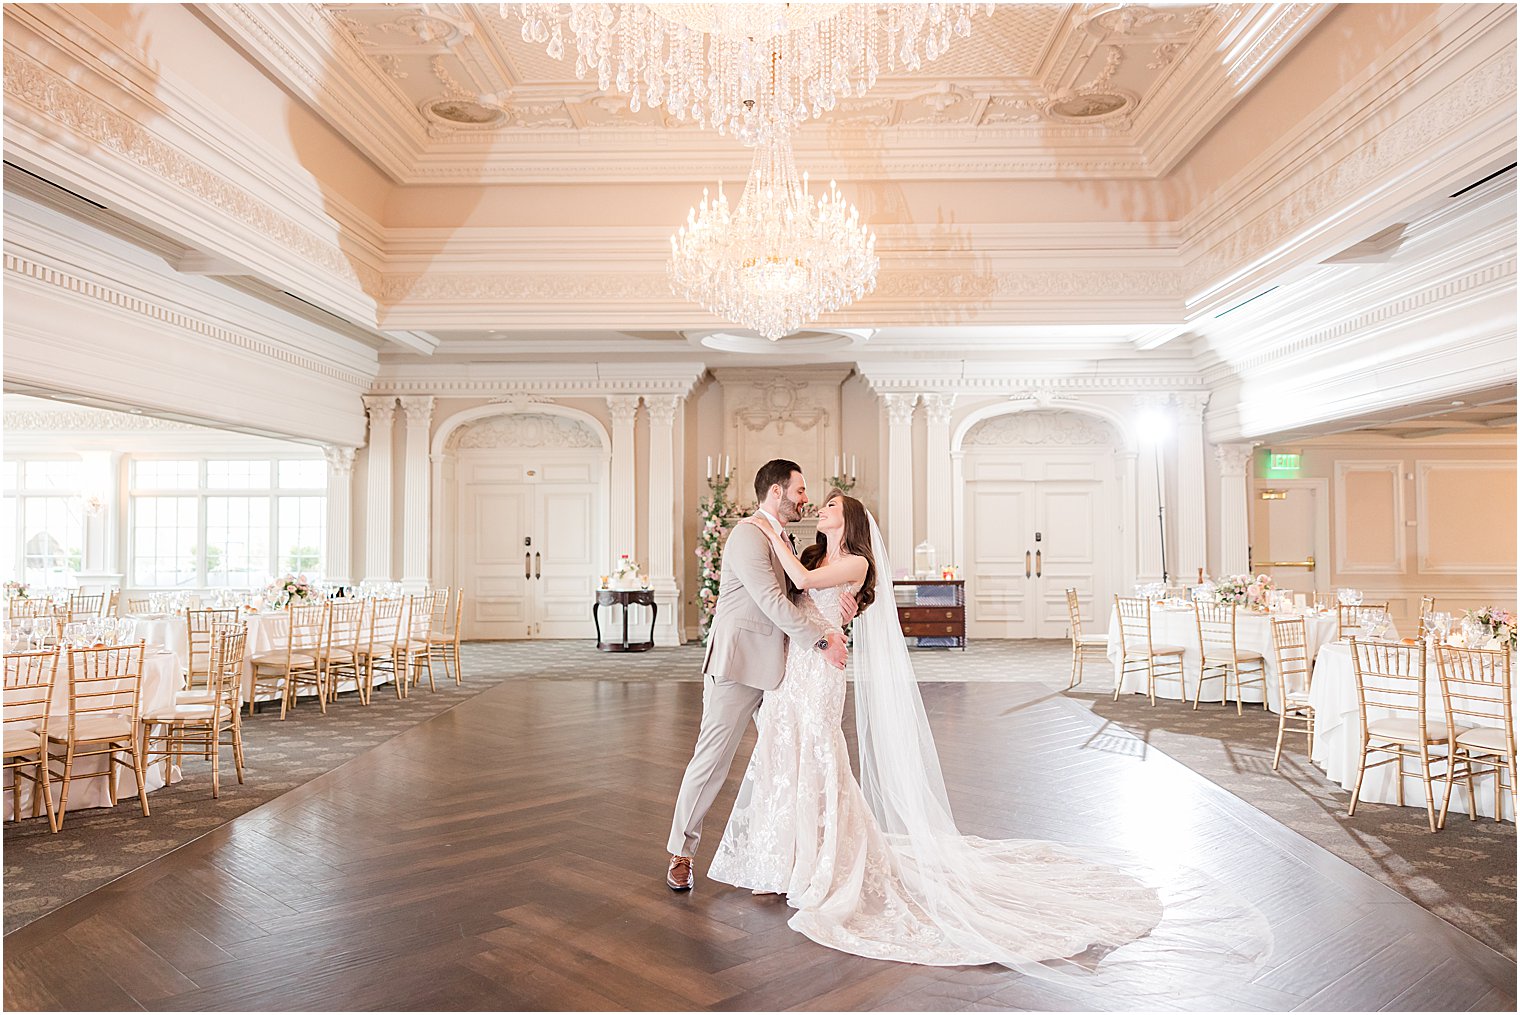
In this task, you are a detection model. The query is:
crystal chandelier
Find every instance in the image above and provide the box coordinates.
[512,3,991,144]
[668,133,878,340]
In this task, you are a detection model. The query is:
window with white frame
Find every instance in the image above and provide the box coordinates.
[129,457,326,588]
[2,459,86,587]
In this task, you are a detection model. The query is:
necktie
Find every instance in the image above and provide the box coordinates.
[787,532,797,554]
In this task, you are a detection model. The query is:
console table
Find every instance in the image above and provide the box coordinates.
[892,579,967,650]
[593,588,657,652]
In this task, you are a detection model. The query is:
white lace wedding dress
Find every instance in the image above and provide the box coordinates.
[707,585,1167,967]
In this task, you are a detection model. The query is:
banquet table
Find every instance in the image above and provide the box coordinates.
[1308,640,1516,820]
[1107,605,1344,712]
[132,609,395,705]
[3,647,181,820]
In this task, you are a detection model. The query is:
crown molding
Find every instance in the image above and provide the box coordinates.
[368,361,708,399]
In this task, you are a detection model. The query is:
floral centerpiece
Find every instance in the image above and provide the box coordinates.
[1459,606,1516,651]
[696,472,742,644]
[1213,573,1274,610]
[268,573,314,608]
[4,580,28,600]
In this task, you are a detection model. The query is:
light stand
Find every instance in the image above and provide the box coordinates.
[1154,441,1169,585]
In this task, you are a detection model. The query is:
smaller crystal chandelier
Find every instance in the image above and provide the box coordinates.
[668,134,878,340]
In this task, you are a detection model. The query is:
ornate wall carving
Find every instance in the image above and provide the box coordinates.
[447,413,602,451]
[962,410,1121,447]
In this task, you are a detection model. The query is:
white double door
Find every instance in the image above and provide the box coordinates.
[966,478,1114,639]
[454,454,604,640]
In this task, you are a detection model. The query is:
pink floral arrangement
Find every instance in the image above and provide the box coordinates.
[1213,573,1274,609]
[1462,606,1516,650]
[268,573,313,608]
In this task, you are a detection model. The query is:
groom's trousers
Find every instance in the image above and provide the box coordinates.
[667,673,764,858]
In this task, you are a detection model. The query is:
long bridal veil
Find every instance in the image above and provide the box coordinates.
[848,511,1273,996]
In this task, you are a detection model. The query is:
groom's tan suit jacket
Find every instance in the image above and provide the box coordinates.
[701,519,830,691]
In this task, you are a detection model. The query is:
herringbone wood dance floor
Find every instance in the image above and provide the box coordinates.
[4,677,1515,1011]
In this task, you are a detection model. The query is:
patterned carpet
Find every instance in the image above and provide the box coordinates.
[4,637,1514,962]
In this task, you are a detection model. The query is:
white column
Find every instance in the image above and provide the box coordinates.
[1117,451,1139,593]
[884,393,918,574]
[606,395,640,569]
[1173,394,1209,584]
[77,451,123,590]
[921,394,955,574]
[1215,443,1254,578]
[361,396,397,583]
[398,396,435,592]
[645,394,681,646]
[323,445,356,586]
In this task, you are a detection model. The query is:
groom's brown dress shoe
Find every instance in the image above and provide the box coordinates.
[667,854,694,891]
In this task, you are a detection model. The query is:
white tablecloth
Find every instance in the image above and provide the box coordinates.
[1308,641,1516,820]
[1107,606,1343,712]
[4,649,180,821]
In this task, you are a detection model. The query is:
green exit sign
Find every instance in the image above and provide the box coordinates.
[1263,452,1302,478]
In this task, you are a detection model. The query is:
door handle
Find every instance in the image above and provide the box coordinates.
[1260,555,1315,570]
[1025,551,1032,579]
[534,552,542,579]
[524,552,531,580]
[1035,549,1042,578]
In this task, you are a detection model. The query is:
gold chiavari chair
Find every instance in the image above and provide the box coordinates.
[1312,592,1339,611]
[105,589,120,617]
[1416,595,1438,640]
[357,598,407,702]
[250,604,327,719]
[124,596,153,615]
[1337,602,1390,640]
[1435,644,1515,828]
[1064,588,1108,689]
[4,649,60,832]
[182,608,240,698]
[402,594,436,694]
[48,642,151,827]
[1193,603,1269,714]
[142,625,248,798]
[1348,638,1461,832]
[8,598,57,621]
[66,592,106,621]
[1112,596,1187,706]
[1269,616,1316,770]
[429,588,466,685]
[321,599,367,703]
[428,587,450,635]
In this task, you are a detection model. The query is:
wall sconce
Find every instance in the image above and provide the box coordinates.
[1258,489,1288,501]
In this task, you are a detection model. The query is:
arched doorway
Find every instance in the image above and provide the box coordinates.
[436,410,609,640]
[958,409,1125,639]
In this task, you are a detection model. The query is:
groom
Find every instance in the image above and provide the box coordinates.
[665,459,852,890]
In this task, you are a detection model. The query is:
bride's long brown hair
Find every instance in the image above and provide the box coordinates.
[799,489,877,613]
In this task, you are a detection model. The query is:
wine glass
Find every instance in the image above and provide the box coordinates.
[1338,587,1363,607]
[1427,611,1452,642]
[1362,608,1391,641]
[62,622,85,648]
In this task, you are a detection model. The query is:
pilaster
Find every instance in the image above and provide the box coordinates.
[884,393,918,574]
[323,445,356,585]
[1215,443,1255,577]
[362,396,397,583]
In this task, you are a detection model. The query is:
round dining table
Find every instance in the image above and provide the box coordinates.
[1308,640,1516,820]
[1107,604,1343,712]
[3,646,181,821]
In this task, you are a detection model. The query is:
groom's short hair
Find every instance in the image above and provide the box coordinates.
[754,459,802,502]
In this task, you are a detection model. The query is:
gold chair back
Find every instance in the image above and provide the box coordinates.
[64,642,147,734]
[1270,616,1312,697]
[1338,602,1390,639]
[1417,595,1438,639]
[1350,638,1428,729]
[1065,588,1084,641]
[209,624,250,714]
[8,598,57,620]
[186,608,241,691]
[428,588,450,631]
[1435,644,1513,751]
[1114,596,1156,657]
[1195,602,1241,663]
[67,592,106,621]
[5,649,58,743]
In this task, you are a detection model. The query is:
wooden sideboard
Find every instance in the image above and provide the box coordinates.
[892,579,967,650]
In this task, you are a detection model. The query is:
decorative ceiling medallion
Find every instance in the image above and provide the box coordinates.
[685,327,874,354]
[1045,90,1134,123]
[422,96,508,127]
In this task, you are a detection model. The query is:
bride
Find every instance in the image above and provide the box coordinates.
[707,490,1270,983]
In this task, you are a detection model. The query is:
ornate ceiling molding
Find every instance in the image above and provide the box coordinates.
[2,408,201,433]
[369,362,708,399]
